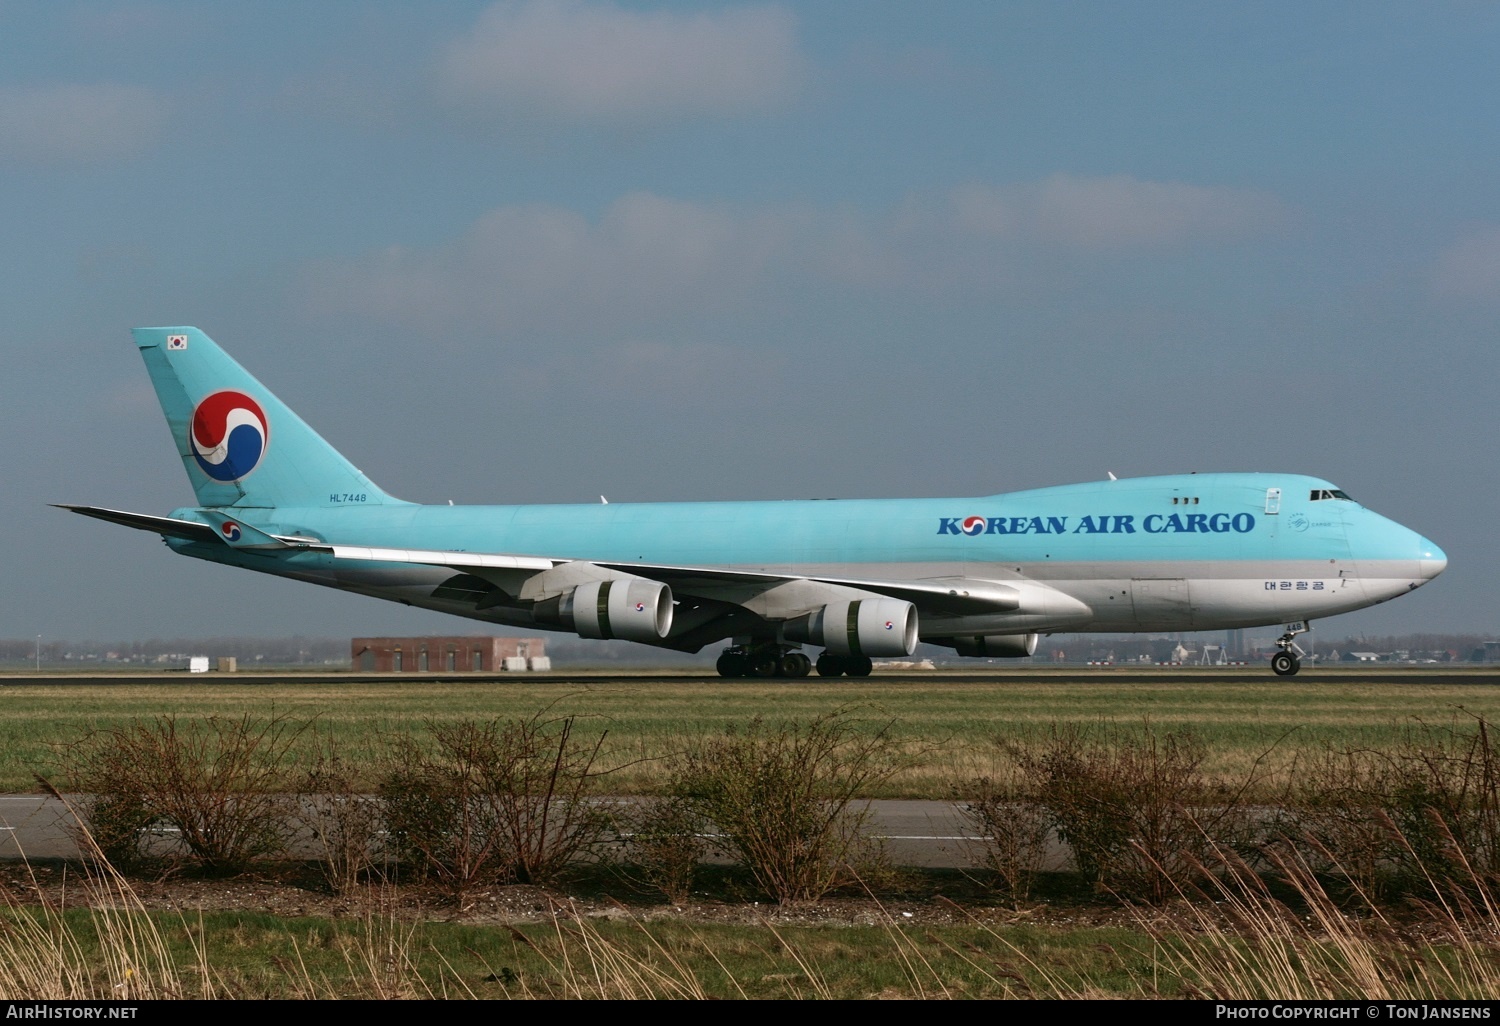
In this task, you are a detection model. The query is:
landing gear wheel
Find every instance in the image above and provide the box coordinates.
[780,652,812,678]
[749,651,781,677]
[846,655,874,678]
[716,651,746,677]
[1271,651,1300,677]
[816,653,845,677]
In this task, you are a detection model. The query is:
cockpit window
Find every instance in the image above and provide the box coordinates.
[1309,489,1354,501]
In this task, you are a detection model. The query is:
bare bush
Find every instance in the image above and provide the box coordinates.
[293,728,389,893]
[670,712,905,905]
[959,763,1052,904]
[1004,722,1262,904]
[1282,744,1401,902]
[1283,714,1500,905]
[61,714,305,874]
[378,714,611,898]
[610,795,710,904]
[1386,716,1500,892]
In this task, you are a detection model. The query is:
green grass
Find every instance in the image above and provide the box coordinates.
[0,904,1182,999]
[7,671,1500,796]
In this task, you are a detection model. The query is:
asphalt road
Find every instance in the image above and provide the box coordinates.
[0,795,1009,869]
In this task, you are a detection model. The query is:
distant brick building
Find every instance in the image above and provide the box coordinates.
[351,636,548,672]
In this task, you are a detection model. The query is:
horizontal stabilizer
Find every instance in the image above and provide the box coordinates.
[54,504,219,544]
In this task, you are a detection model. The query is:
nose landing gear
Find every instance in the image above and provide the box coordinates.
[1271,622,1310,676]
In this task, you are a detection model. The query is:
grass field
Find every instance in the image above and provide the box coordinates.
[6,668,1500,796]
[2,905,1161,999]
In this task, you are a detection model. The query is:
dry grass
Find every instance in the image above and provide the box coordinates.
[3,675,1499,795]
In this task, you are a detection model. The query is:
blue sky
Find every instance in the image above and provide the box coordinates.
[3,1,1496,641]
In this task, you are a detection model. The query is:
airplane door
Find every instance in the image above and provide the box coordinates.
[1131,578,1193,629]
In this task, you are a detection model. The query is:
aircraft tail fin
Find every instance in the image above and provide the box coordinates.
[132,327,405,509]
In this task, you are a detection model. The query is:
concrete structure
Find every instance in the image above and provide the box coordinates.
[350,636,548,673]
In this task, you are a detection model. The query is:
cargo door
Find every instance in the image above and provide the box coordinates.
[1131,578,1193,629]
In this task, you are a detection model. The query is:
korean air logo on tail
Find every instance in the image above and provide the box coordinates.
[191,391,269,482]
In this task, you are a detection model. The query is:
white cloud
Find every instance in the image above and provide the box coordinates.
[305,176,1290,333]
[0,83,167,165]
[437,0,803,121]
[950,174,1288,249]
[304,192,791,332]
[1431,226,1500,301]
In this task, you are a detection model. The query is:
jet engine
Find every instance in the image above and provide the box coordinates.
[533,578,673,643]
[784,598,918,657]
[949,633,1039,658]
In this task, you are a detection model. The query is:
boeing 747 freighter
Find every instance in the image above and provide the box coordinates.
[61,327,1446,677]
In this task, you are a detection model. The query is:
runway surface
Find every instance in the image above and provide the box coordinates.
[3,666,1498,687]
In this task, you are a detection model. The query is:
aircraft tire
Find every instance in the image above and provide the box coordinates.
[846,656,874,677]
[1271,652,1300,676]
[749,652,781,677]
[716,651,746,677]
[780,652,812,678]
[815,653,845,677]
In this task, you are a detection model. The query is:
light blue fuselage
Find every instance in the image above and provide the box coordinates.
[166,471,1444,641]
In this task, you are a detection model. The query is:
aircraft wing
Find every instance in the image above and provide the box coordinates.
[323,546,1025,616]
[590,561,1022,614]
[59,504,1056,624]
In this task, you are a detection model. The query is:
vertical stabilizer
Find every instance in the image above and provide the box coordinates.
[132,327,403,509]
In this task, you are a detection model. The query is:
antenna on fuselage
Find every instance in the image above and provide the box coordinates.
[600,496,609,504]
[1107,472,1117,481]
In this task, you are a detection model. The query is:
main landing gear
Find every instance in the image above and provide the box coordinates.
[715,643,875,678]
[1271,622,1311,677]
[815,652,873,678]
[716,643,812,679]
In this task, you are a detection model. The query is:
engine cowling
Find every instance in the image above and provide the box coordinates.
[538,578,673,643]
[951,633,1039,658]
[785,598,918,657]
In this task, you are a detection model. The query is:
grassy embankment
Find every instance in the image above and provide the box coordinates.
[4,670,1499,796]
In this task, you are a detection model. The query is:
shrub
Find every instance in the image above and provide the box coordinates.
[1003,722,1261,904]
[610,795,710,905]
[293,728,389,893]
[958,763,1053,904]
[670,711,904,905]
[1281,744,1402,902]
[62,714,305,874]
[378,713,611,898]
[1283,714,1500,905]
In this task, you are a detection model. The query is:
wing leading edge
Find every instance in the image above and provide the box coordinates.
[59,504,1091,642]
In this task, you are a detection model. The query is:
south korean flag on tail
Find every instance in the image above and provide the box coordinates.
[166,334,188,350]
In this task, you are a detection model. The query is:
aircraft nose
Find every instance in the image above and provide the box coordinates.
[1418,536,1447,581]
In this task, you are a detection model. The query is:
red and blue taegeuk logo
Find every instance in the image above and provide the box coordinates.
[960,515,987,536]
[191,391,269,482]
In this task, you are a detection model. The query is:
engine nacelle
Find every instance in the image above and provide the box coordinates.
[785,598,918,657]
[950,633,1039,658]
[536,578,673,643]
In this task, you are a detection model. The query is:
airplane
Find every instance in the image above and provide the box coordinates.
[60,327,1447,678]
